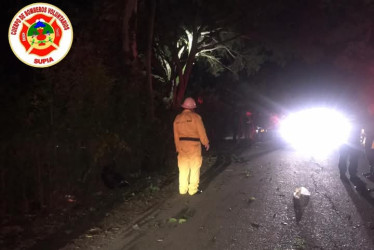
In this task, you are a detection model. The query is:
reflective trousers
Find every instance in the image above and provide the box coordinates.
[178,154,202,195]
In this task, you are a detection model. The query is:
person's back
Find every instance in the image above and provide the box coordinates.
[173,97,209,195]
[174,111,205,139]
[174,109,209,156]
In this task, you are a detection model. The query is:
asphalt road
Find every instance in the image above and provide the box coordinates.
[105,141,374,250]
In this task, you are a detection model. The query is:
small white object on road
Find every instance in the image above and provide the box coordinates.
[293,187,310,199]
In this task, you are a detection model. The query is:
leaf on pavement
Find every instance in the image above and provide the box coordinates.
[244,170,252,177]
[248,196,256,203]
[168,218,177,223]
[88,227,101,234]
[178,218,187,224]
[149,184,160,192]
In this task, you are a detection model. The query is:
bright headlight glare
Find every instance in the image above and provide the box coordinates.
[279,108,351,155]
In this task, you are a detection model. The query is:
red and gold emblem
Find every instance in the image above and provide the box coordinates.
[9,3,73,68]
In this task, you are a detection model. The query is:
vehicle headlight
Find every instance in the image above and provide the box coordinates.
[279,108,351,156]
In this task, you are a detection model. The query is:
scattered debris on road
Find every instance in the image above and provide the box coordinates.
[168,218,177,223]
[293,187,311,222]
[250,222,260,229]
[293,187,310,199]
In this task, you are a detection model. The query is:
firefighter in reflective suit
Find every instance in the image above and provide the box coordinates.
[173,97,210,195]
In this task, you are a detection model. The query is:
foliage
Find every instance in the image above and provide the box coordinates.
[151,0,305,107]
[0,0,175,218]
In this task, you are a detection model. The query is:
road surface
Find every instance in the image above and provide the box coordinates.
[69,141,374,250]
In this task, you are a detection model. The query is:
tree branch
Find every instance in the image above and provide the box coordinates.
[198,34,242,52]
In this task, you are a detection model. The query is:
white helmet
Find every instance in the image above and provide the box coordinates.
[181,97,197,109]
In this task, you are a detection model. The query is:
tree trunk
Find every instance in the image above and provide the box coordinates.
[122,0,144,173]
[173,26,199,109]
[122,0,138,65]
[173,61,185,109]
[36,148,44,210]
[145,0,156,120]
[175,78,185,108]
[0,162,5,217]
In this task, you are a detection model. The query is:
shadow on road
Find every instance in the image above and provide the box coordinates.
[344,177,374,206]
[200,154,232,191]
[293,195,310,223]
[342,177,374,246]
[200,141,282,191]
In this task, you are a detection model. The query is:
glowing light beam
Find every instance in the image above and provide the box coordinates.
[279,108,351,157]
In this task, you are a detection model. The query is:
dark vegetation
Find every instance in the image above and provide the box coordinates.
[1,0,175,220]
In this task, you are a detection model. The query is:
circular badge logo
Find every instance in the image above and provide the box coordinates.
[8,3,73,68]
